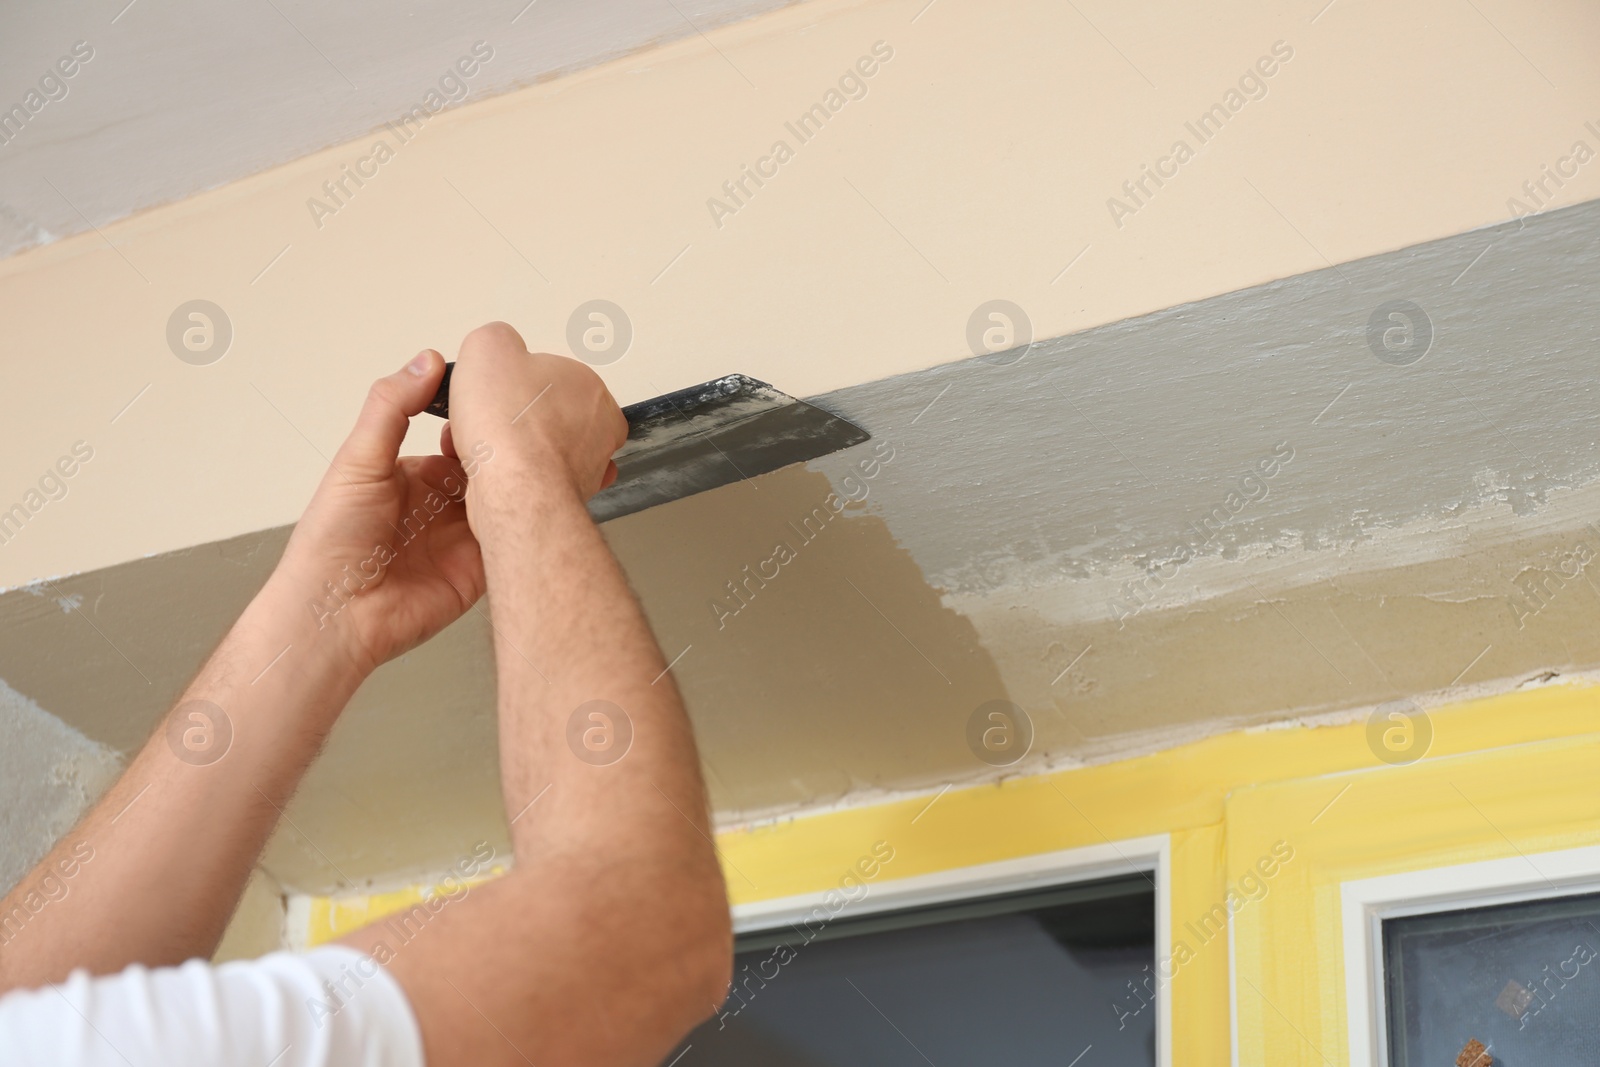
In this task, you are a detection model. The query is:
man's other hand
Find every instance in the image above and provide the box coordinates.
[273,349,487,677]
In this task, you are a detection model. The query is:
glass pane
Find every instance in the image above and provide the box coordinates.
[1384,891,1600,1065]
[662,875,1156,1067]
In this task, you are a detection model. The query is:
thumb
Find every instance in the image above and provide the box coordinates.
[333,350,445,482]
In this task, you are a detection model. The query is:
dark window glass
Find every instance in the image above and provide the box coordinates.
[1383,891,1600,1065]
[662,874,1157,1067]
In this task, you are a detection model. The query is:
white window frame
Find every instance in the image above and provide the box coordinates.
[731,833,1172,1067]
[1341,842,1600,1067]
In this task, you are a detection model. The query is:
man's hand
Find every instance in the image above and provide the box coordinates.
[443,322,627,513]
[273,350,487,677]
[349,323,732,1067]
[0,346,502,991]
[1,322,727,1067]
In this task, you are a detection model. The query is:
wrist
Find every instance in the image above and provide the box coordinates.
[248,570,374,698]
[469,452,585,517]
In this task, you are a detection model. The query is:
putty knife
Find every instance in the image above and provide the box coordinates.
[426,364,870,522]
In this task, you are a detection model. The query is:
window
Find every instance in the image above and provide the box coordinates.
[1383,891,1600,1065]
[663,874,1157,1066]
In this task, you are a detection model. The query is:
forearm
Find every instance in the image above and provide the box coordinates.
[333,329,730,1066]
[365,461,730,1065]
[0,576,365,991]
[480,465,717,875]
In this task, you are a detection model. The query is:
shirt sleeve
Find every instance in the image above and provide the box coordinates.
[0,945,425,1067]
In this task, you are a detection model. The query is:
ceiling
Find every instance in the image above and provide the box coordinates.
[4,0,1595,597]
[4,0,1599,899]
[6,198,1600,895]
[0,0,795,258]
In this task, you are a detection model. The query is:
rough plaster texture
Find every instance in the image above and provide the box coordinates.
[0,0,795,258]
[0,675,121,893]
[806,197,1600,726]
[3,0,1598,593]
[6,201,1600,894]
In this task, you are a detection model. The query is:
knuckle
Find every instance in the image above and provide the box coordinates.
[366,377,401,408]
[462,320,524,353]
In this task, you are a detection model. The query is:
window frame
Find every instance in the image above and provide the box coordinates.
[729,832,1173,1067]
[1339,842,1600,1067]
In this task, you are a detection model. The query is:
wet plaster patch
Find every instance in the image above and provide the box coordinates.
[0,530,284,754]
[800,196,1600,764]
[0,527,508,895]
[603,461,1011,820]
[810,198,1600,605]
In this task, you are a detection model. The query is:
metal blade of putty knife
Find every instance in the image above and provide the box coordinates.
[425,363,870,523]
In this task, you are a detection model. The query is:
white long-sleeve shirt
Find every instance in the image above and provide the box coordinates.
[0,947,425,1067]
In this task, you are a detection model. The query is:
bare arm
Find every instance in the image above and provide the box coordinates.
[344,324,733,1067]
[0,351,483,991]
[0,580,364,989]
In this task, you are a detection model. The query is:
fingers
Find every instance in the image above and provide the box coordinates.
[334,351,446,482]
[611,403,629,453]
[405,453,472,500]
[440,422,458,461]
[600,459,618,492]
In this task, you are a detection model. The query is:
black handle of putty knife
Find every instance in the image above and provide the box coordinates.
[423,361,761,428]
[424,362,456,419]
